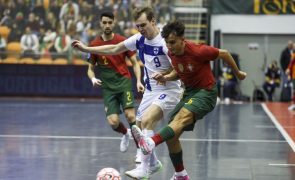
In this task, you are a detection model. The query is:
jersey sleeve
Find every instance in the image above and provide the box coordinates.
[198,44,219,62]
[124,33,140,51]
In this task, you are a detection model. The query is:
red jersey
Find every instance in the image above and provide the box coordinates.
[168,41,219,90]
[89,34,136,79]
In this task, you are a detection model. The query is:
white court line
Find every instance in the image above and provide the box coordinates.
[262,103,295,152]
[269,163,295,167]
[0,134,286,143]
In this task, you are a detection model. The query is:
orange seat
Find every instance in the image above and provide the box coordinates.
[0,26,10,40]
[6,42,21,58]
[73,58,87,65]
[52,58,68,65]
[2,57,19,64]
[37,58,53,65]
[19,57,35,64]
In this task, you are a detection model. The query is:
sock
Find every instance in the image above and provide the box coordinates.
[129,121,139,148]
[113,122,127,134]
[169,151,184,172]
[175,169,188,176]
[146,130,159,166]
[140,129,150,169]
[152,126,175,146]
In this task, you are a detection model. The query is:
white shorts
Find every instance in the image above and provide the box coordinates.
[136,88,183,122]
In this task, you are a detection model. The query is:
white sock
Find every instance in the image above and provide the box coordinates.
[146,130,159,166]
[140,129,150,169]
[175,169,187,176]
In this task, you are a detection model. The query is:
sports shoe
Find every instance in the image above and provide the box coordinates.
[131,125,155,155]
[120,129,130,152]
[125,165,149,179]
[170,173,190,180]
[148,160,163,175]
[135,148,142,163]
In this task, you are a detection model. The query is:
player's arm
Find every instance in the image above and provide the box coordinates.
[72,40,128,55]
[129,55,145,93]
[218,49,247,80]
[152,68,179,83]
[87,62,102,87]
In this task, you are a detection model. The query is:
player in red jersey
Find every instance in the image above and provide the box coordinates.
[87,11,144,154]
[131,20,247,180]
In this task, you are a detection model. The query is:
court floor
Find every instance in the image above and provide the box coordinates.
[0,97,294,180]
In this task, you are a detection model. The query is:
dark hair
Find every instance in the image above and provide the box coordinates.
[133,6,155,21]
[100,11,114,20]
[161,20,185,39]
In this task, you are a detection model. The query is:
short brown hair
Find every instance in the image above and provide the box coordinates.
[133,6,155,21]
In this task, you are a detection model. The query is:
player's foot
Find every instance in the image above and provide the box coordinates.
[125,165,149,179]
[148,160,162,175]
[131,125,155,155]
[120,129,130,152]
[135,148,142,163]
[288,104,295,111]
[170,173,190,180]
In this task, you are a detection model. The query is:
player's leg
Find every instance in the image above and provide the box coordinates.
[166,128,190,180]
[103,91,129,152]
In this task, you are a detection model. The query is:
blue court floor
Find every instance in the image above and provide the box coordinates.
[0,97,294,180]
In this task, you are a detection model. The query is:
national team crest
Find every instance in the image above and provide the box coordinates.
[153,47,159,55]
[178,64,184,72]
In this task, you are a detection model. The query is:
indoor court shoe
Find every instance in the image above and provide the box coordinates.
[120,129,131,152]
[170,173,190,180]
[148,160,163,175]
[131,125,155,155]
[125,166,149,179]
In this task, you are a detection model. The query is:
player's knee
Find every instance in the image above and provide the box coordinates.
[124,112,135,123]
[107,117,119,127]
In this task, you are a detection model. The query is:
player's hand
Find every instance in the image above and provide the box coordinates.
[152,72,167,86]
[91,77,102,87]
[236,71,247,80]
[72,40,88,52]
[137,82,145,93]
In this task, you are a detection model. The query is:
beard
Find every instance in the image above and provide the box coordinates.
[104,29,112,35]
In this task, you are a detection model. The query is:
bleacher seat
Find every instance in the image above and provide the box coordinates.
[73,58,87,65]
[52,58,68,65]
[19,57,35,64]
[2,57,18,64]
[6,42,22,58]
[37,57,53,65]
[0,26,10,40]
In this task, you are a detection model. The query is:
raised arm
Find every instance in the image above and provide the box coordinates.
[72,40,128,55]
[218,49,247,80]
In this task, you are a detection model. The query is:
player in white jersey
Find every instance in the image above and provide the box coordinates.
[72,7,182,179]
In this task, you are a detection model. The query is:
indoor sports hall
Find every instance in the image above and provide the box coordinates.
[0,0,295,180]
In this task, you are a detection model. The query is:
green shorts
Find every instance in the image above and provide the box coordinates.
[169,84,218,131]
[102,88,135,116]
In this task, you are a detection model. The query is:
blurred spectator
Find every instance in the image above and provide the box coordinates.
[59,0,79,32]
[54,29,71,59]
[262,60,281,101]
[157,16,166,29]
[14,12,26,31]
[0,9,13,27]
[20,26,39,59]
[221,62,238,104]
[32,0,46,21]
[49,1,61,20]
[40,28,57,59]
[7,22,23,43]
[280,40,293,72]
[0,34,7,59]
[15,0,30,19]
[286,53,295,110]
[26,13,40,35]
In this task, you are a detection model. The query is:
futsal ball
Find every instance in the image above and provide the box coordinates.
[96,167,121,180]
